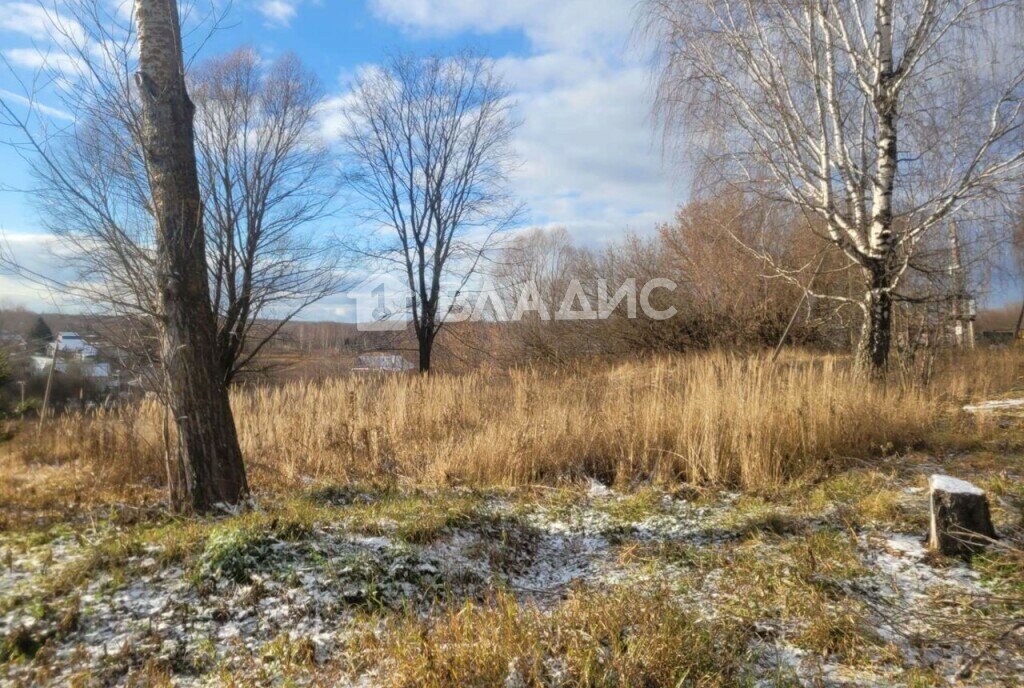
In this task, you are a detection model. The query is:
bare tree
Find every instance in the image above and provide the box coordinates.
[493,227,585,364]
[133,0,247,510]
[1009,198,1024,339]
[0,0,250,509]
[1,9,341,385]
[658,194,855,349]
[343,52,521,373]
[193,47,343,383]
[645,0,1024,373]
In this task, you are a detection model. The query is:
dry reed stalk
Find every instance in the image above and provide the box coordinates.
[4,350,1020,495]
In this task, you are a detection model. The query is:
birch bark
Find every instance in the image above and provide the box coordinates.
[646,0,1024,374]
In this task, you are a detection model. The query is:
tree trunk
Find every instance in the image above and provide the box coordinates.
[135,0,248,512]
[927,474,996,557]
[857,1,897,376]
[857,264,893,373]
[1013,298,1024,341]
[417,330,433,373]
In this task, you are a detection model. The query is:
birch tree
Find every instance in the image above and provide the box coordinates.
[342,53,521,373]
[645,0,1024,372]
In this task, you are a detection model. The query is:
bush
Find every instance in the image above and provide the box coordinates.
[0,350,10,387]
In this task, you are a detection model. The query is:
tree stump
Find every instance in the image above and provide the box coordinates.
[927,474,996,557]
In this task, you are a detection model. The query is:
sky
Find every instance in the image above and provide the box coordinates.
[0,0,684,319]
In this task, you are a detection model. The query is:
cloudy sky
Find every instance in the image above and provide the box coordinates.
[0,0,684,317]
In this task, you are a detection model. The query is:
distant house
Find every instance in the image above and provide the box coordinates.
[30,355,59,375]
[47,332,98,359]
[351,353,416,373]
[30,356,111,380]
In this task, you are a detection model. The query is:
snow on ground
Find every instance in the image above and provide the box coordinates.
[1,475,1021,686]
[963,398,1024,413]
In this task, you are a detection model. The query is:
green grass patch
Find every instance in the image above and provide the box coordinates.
[338,492,487,544]
[595,488,669,523]
[705,530,877,661]
[803,469,925,531]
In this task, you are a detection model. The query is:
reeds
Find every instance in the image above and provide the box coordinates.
[9,349,1020,493]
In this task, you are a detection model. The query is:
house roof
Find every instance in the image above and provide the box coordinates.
[53,332,97,353]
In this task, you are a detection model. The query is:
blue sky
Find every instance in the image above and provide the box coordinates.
[0,0,683,317]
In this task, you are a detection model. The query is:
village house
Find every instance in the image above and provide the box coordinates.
[30,331,117,387]
[47,332,99,359]
[29,356,112,380]
[351,353,416,373]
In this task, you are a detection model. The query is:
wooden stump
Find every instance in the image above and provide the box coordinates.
[927,474,996,557]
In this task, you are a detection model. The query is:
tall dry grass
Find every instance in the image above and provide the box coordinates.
[5,349,1022,494]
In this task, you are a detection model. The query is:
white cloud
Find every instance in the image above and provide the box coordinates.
[315,64,386,141]
[0,2,59,41]
[368,0,637,54]
[255,0,326,28]
[502,59,675,243]
[257,0,299,27]
[361,0,680,246]
[0,230,73,312]
[0,89,74,122]
[315,92,355,141]
[0,2,97,86]
[0,275,54,310]
[0,2,87,46]
[3,47,87,76]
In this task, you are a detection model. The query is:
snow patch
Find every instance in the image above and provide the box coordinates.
[929,474,985,496]
[963,398,1024,413]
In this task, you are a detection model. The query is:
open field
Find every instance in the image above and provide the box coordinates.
[3,0,1023,684]
[5,350,1023,502]
[1,350,1023,686]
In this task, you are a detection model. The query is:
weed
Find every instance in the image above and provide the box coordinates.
[261,633,317,668]
[704,530,875,662]
[339,492,486,544]
[596,488,668,522]
[194,514,312,584]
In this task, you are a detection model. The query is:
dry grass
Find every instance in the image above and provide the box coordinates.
[2,349,1022,511]
[342,587,753,687]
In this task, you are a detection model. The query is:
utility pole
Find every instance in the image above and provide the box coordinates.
[38,340,59,431]
[948,222,975,350]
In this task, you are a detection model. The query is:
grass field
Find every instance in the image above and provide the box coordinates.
[1,349,1023,686]
[4,349,1021,505]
